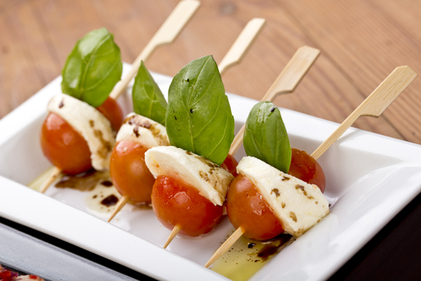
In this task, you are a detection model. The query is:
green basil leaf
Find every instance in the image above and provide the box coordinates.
[166,55,235,165]
[243,101,291,173]
[132,61,167,125]
[61,27,122,107]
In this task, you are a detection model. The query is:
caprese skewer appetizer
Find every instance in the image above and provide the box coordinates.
[226,101,328,242]
[144,55,236,247]
[107,18,266,222]
[108,62,170,219]
[205,65,417,267]
[39,0,201,193]
[40,27,124,191]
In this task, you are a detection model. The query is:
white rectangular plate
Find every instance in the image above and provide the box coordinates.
[1,65,421,281]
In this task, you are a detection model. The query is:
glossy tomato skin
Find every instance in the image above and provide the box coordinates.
[96,96,124,132]
[288,148,326,193]
[152,175,223,237]
[40,112,92,174]
[227,174,284,241]
[221,154,239,177]
[109,140,155,204]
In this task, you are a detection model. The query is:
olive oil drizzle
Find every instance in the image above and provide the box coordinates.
[211,231,294,281]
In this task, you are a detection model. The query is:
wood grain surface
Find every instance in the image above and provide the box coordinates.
[1,0,420,144]
[1,0,421,280]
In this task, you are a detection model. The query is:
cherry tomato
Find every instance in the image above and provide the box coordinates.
[221,154,239,177]
[152,175,223,237]
[40,113,92,174]
[288,148,326,193]
[109,140,155,204]
[227,174,284,241]
[96,96,124,132]
[41,96,122,175]
[226,149,326,241]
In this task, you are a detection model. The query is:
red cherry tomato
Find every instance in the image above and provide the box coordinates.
[227,174,284,241]
[221,154,239,177]
[41,96,122,175]
[96,96,124,132]
[109,140,155,204]
[40,113,92,174]
[288,148,326,193]
[226,149,326,241]
[152,175,223,237]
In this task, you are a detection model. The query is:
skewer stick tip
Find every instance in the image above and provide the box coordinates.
[205,227,245,268]
[108,196,129,222]
[163,225,181,249]
[40,167,62,193]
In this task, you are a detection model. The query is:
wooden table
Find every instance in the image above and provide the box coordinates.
[1,0,421,279]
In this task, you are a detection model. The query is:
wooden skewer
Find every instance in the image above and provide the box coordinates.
[204,227,245,268]
[109,0,200,100]
[163,225,182,249]
[107,196,128,221]
[229,46,320,156]
[311,65,417,160]
[39,167,62,193]
[39,0,200,194]
[205,65,417,268]
[218,18,265,75]
[107,195,129,222]
[159,18,266,246]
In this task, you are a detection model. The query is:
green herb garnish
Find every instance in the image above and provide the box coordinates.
[166,55,235,165]
[243,101,291,173]
[132,61,167,125]
[61,27,122,107]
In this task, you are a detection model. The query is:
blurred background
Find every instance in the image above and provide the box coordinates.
[1,0,421,145]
